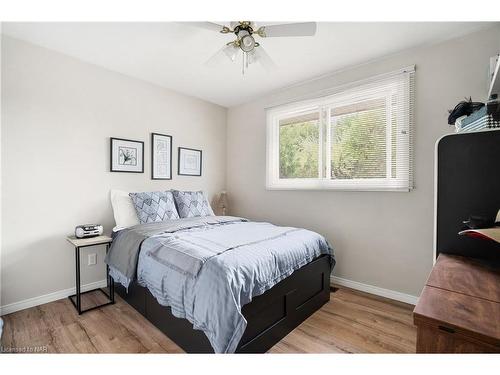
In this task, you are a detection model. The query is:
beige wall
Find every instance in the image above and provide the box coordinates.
[226,26,500,297]
[0,36,227,307]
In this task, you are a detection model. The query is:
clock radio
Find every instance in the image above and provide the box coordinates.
[75,224,103,239]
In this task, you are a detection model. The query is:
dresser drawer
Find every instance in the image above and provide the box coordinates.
[415,323,499,353]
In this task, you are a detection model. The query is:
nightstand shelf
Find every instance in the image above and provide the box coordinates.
[66,235,114,315]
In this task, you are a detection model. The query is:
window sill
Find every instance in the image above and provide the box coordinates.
[266,180,412,192]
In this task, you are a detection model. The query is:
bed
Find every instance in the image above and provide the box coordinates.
[114,254,332,353]
[106,192,334,353]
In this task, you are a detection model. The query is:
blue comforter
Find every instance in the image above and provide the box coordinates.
[106,216,334,353]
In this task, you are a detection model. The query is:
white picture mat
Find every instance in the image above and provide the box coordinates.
[179,148,201,175]
[152,134,172,179]
[111,139,143,172]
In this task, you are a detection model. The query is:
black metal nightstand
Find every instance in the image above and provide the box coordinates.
[66,235,115,314]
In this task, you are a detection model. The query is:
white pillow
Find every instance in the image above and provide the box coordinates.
[110,189,140,232]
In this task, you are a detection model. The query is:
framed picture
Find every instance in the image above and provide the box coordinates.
[110,137,144,173]
[151,133,172,180]
[178,147,202,176]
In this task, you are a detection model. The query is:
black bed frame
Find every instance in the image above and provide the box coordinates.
[115,255,331,353]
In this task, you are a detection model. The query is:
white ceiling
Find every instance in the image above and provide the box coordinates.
[2,22,495,107]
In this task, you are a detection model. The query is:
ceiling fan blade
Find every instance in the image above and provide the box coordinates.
[204,44,239,67]
[190,22,225,33]
[258,22,317,37]
[249,46,277,71]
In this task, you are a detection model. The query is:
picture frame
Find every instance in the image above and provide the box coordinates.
[151,133,173,180]
[178,147,202,176]
[110,137,144,173]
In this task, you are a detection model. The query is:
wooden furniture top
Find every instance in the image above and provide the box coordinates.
[414,254,500,346]
[66,235,113,248]
[426,254,500,302]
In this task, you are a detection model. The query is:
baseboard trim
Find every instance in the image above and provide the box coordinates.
[1,276,418,316]
[0,279,108,316]
[331,276,419,305]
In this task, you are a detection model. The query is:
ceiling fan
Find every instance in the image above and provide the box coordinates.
[193,21,317,74]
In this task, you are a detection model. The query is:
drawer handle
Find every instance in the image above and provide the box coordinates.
[438,325,455,334]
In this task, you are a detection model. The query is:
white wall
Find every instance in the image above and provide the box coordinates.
[226,26,500,297]
[0,36,227,308]
[2,25,499,311]
[0,25,3,312]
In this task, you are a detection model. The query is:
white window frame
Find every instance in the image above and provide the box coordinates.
[266,67,414,192]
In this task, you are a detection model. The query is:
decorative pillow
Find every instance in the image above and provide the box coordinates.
[110,189,140,231]
[129,191,179,224]
[172,190,215,218]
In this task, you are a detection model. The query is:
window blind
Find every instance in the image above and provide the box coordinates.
[266,67,415,191]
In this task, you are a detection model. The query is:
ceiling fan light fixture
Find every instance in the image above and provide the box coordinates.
[220,26,232,34]
[256,26,266,38]
[200,21,316,74]
[240,34,255,52]
[223,42,239,61]
[246,49,257,65]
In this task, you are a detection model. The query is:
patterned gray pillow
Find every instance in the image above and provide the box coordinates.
[172,190,214,218]
[129,191,179,224]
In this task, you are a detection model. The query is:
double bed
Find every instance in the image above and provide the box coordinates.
[106,191,335,353]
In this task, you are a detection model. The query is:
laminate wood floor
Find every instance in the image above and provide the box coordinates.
[1,286,416,353]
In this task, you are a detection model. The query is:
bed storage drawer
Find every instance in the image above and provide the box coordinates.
[238,255,331,353]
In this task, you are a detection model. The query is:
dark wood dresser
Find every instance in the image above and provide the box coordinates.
[413,254,500,353]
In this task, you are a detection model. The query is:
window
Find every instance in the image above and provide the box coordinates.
[279,110,320,179]
[266,67,414,191]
